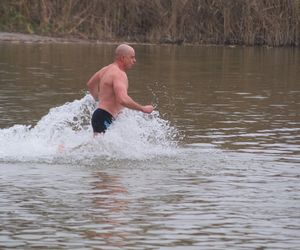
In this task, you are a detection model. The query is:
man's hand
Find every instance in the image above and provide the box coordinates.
[142,105,154,114]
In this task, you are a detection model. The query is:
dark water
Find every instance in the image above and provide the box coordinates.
[0,42,299,249]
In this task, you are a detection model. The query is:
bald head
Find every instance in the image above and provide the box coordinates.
[114,44,136,70]
[115,44,134,59]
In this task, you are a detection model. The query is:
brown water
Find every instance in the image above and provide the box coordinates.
[0,42,299,249]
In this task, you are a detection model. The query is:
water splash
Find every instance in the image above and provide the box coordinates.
[0,95,179,164]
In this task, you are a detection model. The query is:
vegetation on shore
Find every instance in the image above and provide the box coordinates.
[0,0,299,46]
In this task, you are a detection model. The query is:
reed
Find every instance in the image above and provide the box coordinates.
[0,0,299,46]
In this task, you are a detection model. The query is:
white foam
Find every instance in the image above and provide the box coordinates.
[0,94,179,164]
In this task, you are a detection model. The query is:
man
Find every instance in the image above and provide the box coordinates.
[87,44,154,135]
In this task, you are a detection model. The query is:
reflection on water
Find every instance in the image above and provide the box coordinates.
[1,160,299,249]
[84,172,129,248]
[0,42,300,249]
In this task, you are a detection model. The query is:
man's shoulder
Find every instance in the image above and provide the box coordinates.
[98,64,114,78]
[100,63,127,82]
[111,65,127,79]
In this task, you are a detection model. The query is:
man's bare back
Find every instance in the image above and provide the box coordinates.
[87,44,153,134]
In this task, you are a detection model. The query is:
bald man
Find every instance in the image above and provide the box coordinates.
[87,44,154,134]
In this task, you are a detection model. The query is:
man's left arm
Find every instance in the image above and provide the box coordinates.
[113,74,153,113]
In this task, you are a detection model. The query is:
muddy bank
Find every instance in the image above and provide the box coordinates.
[0,32,167,46]
[0,32,96,44]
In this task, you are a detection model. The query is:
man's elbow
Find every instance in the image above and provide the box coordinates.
[87,81,95,94]
[116,96,128,106]
[86,81,92,89]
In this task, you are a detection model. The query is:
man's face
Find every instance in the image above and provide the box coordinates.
[123,49,136,69]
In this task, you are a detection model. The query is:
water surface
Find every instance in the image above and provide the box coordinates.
[0,42,299,249]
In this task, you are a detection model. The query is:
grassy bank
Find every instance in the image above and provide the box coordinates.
[0,0,299,46]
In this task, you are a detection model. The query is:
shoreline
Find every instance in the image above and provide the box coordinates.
[0,32,103,44]
[0,32,172,46]
[0,32,281,48]
[0,32,230,47]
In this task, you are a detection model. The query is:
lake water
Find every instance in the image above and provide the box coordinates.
[0,42,299,249]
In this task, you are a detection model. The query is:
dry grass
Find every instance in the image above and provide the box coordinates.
[0,0,299,46]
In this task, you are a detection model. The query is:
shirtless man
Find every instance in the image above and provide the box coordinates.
[86,44,154,134]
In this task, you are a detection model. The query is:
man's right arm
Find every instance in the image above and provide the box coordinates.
[86,71,100,101]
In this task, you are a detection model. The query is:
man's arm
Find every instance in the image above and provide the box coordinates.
[113,74,153,113]
[86,71,100,101]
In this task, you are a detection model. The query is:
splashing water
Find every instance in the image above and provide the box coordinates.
[0,95,179,164]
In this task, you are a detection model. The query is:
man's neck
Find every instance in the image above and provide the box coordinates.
[114,60,126,72]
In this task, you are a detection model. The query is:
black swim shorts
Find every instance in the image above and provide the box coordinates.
[91,108,114,133]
